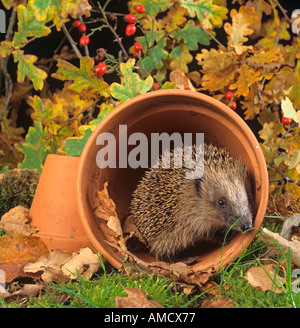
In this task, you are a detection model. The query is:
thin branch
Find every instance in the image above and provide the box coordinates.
[274,0,292,24]
[271,126,292,164]
[56,100,98,135]
[98,2,129,60]
[266,160,300,186]
[61,23,82,59]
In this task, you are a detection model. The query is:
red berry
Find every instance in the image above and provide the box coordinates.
[184,87,191,90]
[229,100,237,110]
[79,35,89,46]
[109,13,116,21]
[125,14,137,23]
[151,82,160,90]
[134,42,143,52]
[78,24,87,33]
[133,51,140,57]
[134,4,145,13]
[281,116,293,125]
[126,24,137,36]
[95,62,107,76]
[73,20,81,28]
[225,91,234,101]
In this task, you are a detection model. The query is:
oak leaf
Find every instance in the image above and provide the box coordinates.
[245,0,272,35]
[260,228,300,267]
[24,249,72,283]
[169,43,193,73]
[12,4,51,49]
[224,7,256,47]
[17,121,51,173]
[128,0,173,16]
[170,20,210,50]
[0,206,38,236]
[180,0,228,29]
[61,247,101,281]
[110,58,153,103]
[12,50,47,91]
[229,63,262,97]
[158,3,187,32]
[115,286,163,308]
[201,295,234,308]
[52,57,110,98]
[196,48,238,91]
[61,0,92,19]
[0,233,49,282]
[244,263,286,293]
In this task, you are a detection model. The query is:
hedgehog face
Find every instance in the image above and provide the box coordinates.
[205,175,253,232]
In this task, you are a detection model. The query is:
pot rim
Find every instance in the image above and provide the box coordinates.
[76,89,269,270]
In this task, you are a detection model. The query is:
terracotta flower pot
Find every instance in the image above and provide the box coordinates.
[77,89,269,271]
[29,155,93,252]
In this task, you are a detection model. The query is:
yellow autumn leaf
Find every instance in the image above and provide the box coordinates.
[196,48,238,91]
[229,63,262,97]
[224,6,257,47]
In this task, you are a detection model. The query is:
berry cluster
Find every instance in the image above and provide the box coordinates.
[124,4,146,57]
[225,91,236,110]
[73,20,90,46]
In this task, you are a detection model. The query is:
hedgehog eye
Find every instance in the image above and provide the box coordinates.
[218,197,227,207]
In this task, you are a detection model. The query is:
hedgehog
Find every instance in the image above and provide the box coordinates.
[130,143,253,261]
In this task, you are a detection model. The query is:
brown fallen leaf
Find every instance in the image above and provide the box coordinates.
[62,247,101,281]
[0,206,39,236]
[280,213,300,240]
[24,249,72,284]
[201,295,234,308]
[0,233,49,282]
[25,247,102,283]
[0,283,43,299]
[244,264,286,293]
[115,286,163,308]
[260,228,300,267]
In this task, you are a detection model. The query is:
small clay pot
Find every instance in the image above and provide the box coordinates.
[29,155,93,252]
[77,90,269,271]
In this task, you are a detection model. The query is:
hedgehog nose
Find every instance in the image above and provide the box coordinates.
[241,222,252,231]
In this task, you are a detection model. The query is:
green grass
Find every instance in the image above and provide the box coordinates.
[1,269,196,308]
[1,218,299,308]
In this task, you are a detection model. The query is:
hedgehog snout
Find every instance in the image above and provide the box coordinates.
[241,221,253,231]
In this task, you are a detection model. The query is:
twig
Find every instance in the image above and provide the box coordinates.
[271,126,292,164]
[56,100,98,135]
[273,0,292,24]
[61,23,82,59]
[98,2,129,60]
[266,160,300,186]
